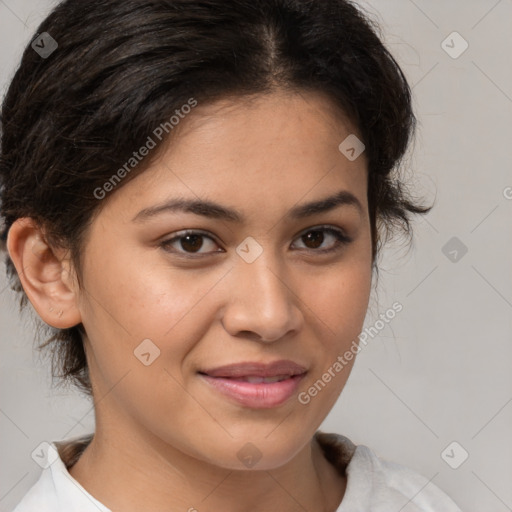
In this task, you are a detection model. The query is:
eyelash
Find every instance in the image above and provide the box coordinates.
[159,225,352,259]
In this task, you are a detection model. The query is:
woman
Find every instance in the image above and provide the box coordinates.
[1,0,462,510]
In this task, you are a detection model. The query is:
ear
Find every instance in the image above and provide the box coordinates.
[6,217,83,329]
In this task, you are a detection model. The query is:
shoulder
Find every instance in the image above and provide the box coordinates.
[346,443,463,511]
[315,431,462,512]
[11,466,59,512]
[11,435,109,512]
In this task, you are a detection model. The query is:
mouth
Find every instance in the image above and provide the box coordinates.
[197,360,308,409]
[207,374,293,383]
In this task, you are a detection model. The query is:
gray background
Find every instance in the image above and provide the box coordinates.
[1,1,511,510]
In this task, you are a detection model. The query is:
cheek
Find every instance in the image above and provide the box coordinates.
[310,261,372,342]
[79,253,229,391]
[82,245,216,339]
[296,269,371,427]
[297,259,371,410]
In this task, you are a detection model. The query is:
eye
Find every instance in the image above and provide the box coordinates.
[291,226,352,254]
[160,230,222,257]
[159,225,352,258]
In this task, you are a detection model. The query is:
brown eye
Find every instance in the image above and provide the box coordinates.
[160,230,222,256]
[160,226,352,259]
[292,226,352,253]
[301,230,325,249]
[179,233,205,253]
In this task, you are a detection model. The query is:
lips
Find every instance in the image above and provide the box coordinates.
[198,360,308,409]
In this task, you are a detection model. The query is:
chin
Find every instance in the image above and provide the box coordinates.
[196,431,311,472]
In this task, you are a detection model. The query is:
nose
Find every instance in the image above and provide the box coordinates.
[221,255,303,343]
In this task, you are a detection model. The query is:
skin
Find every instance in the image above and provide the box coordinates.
[7,90,373,512]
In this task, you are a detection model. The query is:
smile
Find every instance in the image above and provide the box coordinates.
[198,359,308,409]
[199,373,307,409]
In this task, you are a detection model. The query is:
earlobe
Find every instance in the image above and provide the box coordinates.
[6,217,83,329]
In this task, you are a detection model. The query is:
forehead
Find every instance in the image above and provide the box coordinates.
[172,90,361,148]
[99,90,368,222]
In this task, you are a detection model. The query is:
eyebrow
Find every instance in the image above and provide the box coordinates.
[132,189,363,223]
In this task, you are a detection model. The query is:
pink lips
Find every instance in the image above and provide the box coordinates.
[198,360,307,409]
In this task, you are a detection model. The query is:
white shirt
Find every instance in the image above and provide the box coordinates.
[12,432,462,512]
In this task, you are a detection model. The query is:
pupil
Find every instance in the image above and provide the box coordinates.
[181,234,203,252]
[304,230,323,249]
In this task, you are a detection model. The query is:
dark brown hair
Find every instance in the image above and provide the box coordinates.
[0,0,430,396]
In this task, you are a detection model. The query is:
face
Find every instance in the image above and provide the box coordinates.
[70,90,373,469]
